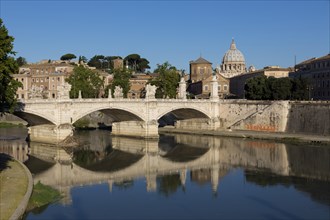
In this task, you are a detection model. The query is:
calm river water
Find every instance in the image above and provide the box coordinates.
[1,127,329,220]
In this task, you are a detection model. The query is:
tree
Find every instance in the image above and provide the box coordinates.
[245,75,271,100]
[244,75,309,100]
[105,68,132,98]
[16,56,27,67]
[0,18,22,114]
[268,77,292,100]
[60,53,76,61]
[291,77,309,100]
[78,55,88,64]
[65,66,103,98]
[87,55,105,69]
[124,54,150,72]
[148,62,180,98]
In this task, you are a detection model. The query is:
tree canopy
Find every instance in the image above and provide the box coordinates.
[65,66,103,98]
[0,18,22,114]
[148,62,180,98]
[16,56,27,67]
[244,76,309,100]
[124,54,150,72]
[105,68,132,98]
[60,53,76,61]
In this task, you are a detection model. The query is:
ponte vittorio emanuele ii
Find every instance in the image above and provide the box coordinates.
[14,75,293,144]
[15,76,225,143]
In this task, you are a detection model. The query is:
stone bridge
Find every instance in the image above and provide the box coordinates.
[14,76,224,143]
[16,97,222,143]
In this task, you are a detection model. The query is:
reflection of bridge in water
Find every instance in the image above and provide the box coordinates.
[2,130,329,206]
[25,134,311,204]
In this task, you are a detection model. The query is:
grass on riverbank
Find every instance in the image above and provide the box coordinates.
[0,122,25,128]
[26,181,62,211]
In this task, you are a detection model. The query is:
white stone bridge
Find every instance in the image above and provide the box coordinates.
[14,77,224,143]
[16,97,221,143]
[14,76,299,143]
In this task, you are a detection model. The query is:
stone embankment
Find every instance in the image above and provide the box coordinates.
[0,154,33,220]
[159,127,330,144]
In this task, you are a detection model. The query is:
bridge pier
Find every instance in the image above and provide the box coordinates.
[28,124,74,144]
[111,120,159,139]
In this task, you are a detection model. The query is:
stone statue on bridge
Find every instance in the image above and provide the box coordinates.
[114,86,123,99]
[28,85,45,99]
[57,82,72,100]
[145,84,156,100]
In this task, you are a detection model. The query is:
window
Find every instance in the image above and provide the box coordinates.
[224,84,228,91]
[218,85,221,91]
[21,78,24,82]
[52,93,55,98]
[57,77,60,81]
[22,94,24,99]
[204,85,208,91]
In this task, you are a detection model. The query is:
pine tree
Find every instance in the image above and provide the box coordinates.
[0,19,22,114]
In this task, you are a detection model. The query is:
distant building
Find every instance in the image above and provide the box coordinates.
[289,54,330,100]
[188,56,230,99]
[230,66,292,98]
[189,57,213,83]
[128,74,153,99]
[14,63,74,99]
[14,61,111,99]
[218,39,247,78]
[112,58,124,70]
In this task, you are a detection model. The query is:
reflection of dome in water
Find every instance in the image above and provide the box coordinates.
[220,39,247,78]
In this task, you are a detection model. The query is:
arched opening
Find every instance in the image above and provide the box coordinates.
[72,108,144,130]
[14,112,56,126]
[158,108,209,128]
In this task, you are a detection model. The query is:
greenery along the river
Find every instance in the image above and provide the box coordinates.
[26,181,62,211]
[0,122,25,128]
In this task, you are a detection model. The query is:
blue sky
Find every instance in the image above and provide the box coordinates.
[1,0,329,72]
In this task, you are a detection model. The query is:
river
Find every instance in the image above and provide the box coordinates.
[1,127,329,219]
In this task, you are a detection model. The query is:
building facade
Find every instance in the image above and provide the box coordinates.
[14,61,112,99]
[14,63,74,99]
[189,57,213,83]
[289,54,330,100]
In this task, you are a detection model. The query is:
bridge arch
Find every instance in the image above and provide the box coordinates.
[72,106,145,124]
[14,110,56,126]
[157,107,211,121]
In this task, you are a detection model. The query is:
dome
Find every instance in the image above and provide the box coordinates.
[222,39,245,63]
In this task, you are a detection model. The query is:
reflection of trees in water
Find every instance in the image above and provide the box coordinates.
[245,169,330,206]
[157,174,184,197]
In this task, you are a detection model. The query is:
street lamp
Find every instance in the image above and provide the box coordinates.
[307,85,313,100]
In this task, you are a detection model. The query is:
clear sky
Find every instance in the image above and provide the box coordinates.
[1,0,329,72]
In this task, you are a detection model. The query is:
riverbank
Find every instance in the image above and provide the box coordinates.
[0,154,33,220]
[159,127,330,144]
